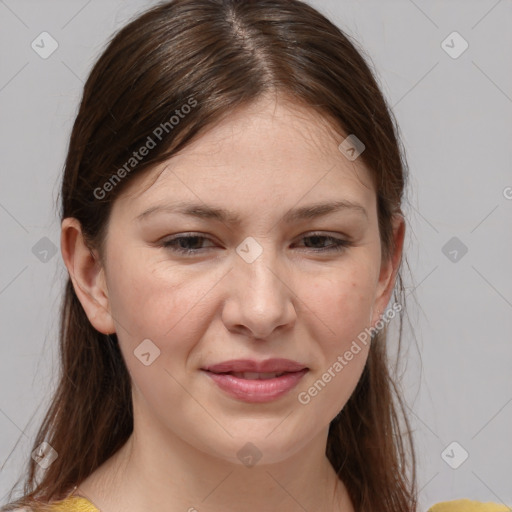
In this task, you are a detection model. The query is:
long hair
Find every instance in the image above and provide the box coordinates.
[2,1,417,510]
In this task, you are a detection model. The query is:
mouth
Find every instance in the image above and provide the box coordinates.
[206,370,291,380]
[201,367,309,403]
[202,358,308,374]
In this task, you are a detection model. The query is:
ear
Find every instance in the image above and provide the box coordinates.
[370,214,405,328]
[60,217,115,335]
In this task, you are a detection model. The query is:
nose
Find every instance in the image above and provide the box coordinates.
[221,246,297,340]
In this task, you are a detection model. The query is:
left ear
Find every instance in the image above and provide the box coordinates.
[370,213,406,328]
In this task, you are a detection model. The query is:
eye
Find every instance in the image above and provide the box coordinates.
[160,232,351,256]
[161,234,215,255]
[293,233,351,253]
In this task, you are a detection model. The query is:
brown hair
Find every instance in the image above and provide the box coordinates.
[2,1,417,510]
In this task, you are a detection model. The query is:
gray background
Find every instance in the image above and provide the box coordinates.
[1,1,511,510]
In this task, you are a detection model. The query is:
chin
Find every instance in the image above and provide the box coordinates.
[198,426,315,467]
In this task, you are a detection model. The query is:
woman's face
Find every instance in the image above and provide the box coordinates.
[66,94,403,466]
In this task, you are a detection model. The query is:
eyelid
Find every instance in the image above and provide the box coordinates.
[159,231,349,244]
[159,231,352,255]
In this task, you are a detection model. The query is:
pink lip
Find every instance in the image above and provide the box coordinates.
[203,358,307,373]
[203,369,309,403]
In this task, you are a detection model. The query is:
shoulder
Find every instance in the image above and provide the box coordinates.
[427,499,510,512]
[47,497,100,512]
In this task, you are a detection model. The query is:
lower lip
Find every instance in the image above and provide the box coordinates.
[203,369,308,403]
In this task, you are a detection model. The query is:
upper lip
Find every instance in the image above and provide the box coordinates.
[203,358,308,373]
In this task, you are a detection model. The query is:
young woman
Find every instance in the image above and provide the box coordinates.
[1,1,507,511]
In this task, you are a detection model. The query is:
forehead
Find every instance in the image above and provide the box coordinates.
[113,94,375,220]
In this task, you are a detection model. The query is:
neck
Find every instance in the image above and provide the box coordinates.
[77,404,354,512]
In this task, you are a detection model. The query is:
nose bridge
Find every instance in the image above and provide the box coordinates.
[236,237,284,303]
[225,237,295,338]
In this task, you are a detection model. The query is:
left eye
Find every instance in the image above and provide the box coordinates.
[161,233,351,255]
[296,234,350,252]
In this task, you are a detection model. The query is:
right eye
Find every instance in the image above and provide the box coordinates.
[161,234,216,255]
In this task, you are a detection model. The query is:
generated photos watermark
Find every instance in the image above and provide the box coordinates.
[297,302,402,405]
[93,96,198,200]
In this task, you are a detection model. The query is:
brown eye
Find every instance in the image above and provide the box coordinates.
[162,234,215,255]
[296,233,351,253]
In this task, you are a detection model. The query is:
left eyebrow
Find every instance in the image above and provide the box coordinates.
[135,199,368,224]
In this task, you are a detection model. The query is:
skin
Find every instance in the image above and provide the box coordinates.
[61,93,405,512]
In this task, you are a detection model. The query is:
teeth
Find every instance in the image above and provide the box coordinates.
[230,371,285,380]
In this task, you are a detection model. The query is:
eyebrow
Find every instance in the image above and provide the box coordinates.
[135,199,368,224]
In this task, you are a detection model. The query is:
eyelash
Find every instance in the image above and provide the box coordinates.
[161,233,351,255]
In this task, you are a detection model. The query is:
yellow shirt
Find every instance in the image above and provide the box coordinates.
[50,497,99,511]
[427,500,510,512]
[47,496,510,511]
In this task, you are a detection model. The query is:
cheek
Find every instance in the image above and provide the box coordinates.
[107,259,212,406]
[295,270,374,420]
[106,251,211,350]
[306,263,377,349]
